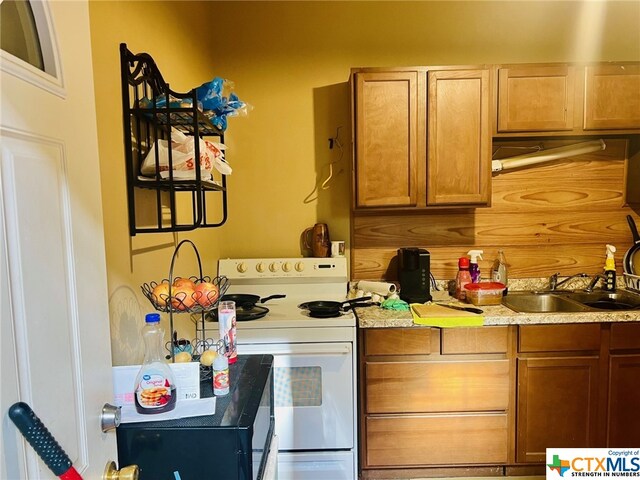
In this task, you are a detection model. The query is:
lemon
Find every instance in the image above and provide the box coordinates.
[200,349,217,367]
[174,351,192,363]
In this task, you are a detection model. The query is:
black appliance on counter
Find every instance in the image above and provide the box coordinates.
[117,354,274,480]
[398,247,432,303]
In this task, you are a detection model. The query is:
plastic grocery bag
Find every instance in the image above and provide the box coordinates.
[196,78,251,132]
[140,129,231,179]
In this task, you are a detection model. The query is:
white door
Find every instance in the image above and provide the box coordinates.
[1,1,118,479]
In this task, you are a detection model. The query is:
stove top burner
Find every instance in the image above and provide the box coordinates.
[307,310,342,318]
[298,309,347,319]
[207,305,269,322]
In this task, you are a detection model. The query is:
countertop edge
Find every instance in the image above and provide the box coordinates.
[355,304,640,328]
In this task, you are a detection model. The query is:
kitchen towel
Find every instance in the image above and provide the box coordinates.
[411,303,484,328]
[357,281,397,296]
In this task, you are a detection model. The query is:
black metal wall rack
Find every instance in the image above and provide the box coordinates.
[120,43,228,236]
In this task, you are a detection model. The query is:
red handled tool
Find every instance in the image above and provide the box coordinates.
[8,402,83,480]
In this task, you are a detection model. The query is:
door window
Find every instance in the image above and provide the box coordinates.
[0,0,44,70]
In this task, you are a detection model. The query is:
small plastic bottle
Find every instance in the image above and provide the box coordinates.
[213,350,230,396]
[455,257,473,301]
[491,250,509,293]
[134,313,177,414]
[467,250,484,283]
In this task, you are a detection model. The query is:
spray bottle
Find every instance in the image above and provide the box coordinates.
[467,250,484,283]
[604,244,617,292]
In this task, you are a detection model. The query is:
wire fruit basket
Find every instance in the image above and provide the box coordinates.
[141,275,229,314]
[140,239,228,362]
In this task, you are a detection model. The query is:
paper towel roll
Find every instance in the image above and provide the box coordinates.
[357,281,397,296]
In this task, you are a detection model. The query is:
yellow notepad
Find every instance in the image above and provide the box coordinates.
[410,303,484,328]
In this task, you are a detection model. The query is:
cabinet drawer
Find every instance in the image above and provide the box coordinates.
[364,328,431,356]
[441,326,509,354]
[610,323,640,351]
[366,414,508,466]
[365,359,509,413]
[519,324,601,353]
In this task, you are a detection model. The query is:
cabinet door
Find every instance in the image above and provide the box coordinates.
[497,65,576,132]
[584,64,640,130]
[354,71,418,207]
[427,69,491,205]
[608,354,640,447]
[517,357,600,463]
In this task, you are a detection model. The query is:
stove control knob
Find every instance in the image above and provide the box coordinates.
[283,262,292,272]
[237,262,248,273]
[256,262,266,273]
[295,261,305,272]
[269,263,279,272]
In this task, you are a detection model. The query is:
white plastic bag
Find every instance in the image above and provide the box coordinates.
[140,129,231,179]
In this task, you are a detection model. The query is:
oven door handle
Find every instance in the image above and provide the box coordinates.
[239,342,352,355]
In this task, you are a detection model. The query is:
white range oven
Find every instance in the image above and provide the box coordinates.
[207,257,358,480]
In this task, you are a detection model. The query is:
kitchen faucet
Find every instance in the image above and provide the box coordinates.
[585,274,607,293]
[548,272,590,291]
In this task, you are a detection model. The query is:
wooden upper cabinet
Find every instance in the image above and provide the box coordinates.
[497,65,576,132]
[584,64,640,130]
[353,71,418,208]
[427,69,491,205]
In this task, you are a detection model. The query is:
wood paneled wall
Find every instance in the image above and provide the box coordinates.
[352,138,640,281]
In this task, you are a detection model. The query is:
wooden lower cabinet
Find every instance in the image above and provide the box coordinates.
[360,327,511,473]
[607,323,640,447]
[359,323,640,476]
[516,356,600,463]
[608,354,640,447]
[366,414,508,466]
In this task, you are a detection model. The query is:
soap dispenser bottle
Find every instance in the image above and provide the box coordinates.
[604,244,617,292]
[467,250,483,283]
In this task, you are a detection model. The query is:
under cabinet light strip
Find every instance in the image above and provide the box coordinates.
[492,139,606,173]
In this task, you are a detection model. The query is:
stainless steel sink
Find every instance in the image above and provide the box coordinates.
[559,291,640,310]
[502,292,591,313]
[502,290,640,313]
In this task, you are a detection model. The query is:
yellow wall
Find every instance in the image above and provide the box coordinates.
[88,1,640,364]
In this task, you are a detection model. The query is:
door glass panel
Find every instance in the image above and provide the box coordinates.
[0,0,44,70]
[274,366,322,407]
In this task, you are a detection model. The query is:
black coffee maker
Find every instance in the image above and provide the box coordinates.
[398,247,432,303]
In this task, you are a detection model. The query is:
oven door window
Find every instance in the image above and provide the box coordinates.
[239,342,354,451]
[275,366,322,407]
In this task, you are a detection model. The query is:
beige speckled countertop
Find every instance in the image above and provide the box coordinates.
[355,293,640,328]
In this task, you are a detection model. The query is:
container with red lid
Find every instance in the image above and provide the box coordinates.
[464,282,506,306]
